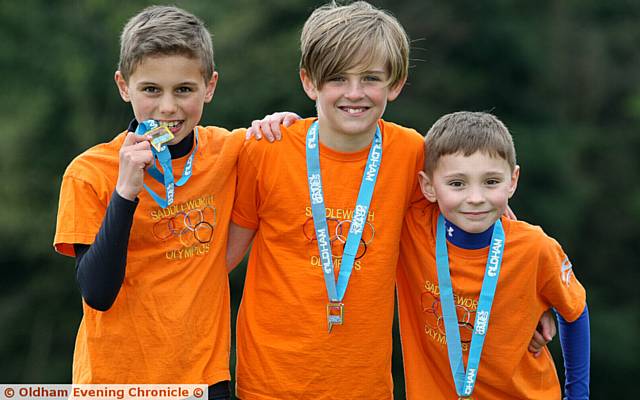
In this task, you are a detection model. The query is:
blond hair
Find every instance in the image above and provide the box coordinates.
[300,1,409,88]
[424,112,517,175]
[118,5,214,81]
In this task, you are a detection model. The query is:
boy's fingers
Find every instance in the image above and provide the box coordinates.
[283,113,300,128]
[540,310,557,341]
[528,330,545,357]
[249,120,263,140]
[123,131,151,146]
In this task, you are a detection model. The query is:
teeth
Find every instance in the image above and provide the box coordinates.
[159,121,181,128]
[342,107,366,114]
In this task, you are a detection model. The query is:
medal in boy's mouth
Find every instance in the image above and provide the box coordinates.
[158,120,184,134]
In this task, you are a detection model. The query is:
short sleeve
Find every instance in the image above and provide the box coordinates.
[538,238,586,322]
[54,175,108,257]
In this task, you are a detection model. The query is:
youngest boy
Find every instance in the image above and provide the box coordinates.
[396,112,590,399]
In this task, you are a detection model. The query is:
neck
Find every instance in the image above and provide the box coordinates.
[444,218,495,250]
[167,131,194,159]
[317,121,377,152]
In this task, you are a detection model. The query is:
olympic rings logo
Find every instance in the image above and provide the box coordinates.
[302,217,375,260]
[152,206,217,247]
[421,291,475,343]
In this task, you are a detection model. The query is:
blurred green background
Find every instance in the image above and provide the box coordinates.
[1,0,638,398]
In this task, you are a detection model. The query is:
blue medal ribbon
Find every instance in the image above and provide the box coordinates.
[435,214,505,397]
[306,120,382,305]
[135,120,198,208]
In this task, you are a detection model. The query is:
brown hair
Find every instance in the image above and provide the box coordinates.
[118,5,214,81]
[424,111,517,175]
[300,1,409,88]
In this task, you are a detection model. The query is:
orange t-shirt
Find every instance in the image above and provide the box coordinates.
[397,202,587,399]
[54,126,244,384]
[232,118,424,399]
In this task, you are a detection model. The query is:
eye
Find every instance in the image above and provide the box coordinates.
[486,178,502,185]
[142,86,160,94]
[363,75,382,82]
[176,86,194,94]
[327,75,346,82]
[448,180,465,188]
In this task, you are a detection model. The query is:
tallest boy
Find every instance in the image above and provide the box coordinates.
[227,2,424,398]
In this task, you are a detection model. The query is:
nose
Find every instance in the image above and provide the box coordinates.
[344,78,365,100]
[466,186,485,204]
[158,93,178,115]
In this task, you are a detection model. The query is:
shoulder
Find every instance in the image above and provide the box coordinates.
[63,132,126,182]
[504,218,565,257]
[380,120,424,146]
[196,125,246,159]
[240,118,310,159]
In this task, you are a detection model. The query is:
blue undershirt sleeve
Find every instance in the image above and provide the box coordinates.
[74,191,137,311]
[556,304,590,400]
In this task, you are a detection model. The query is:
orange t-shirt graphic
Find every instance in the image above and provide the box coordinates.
[54,126,244,384]
[397,202,586,399]
[232,118,424,399]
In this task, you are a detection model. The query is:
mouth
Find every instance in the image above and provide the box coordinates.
[461,211,491,219]
[338,106,369,115]
[158,120,184,134]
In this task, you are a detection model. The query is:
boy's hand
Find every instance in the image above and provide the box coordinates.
[528,310,557,357]
[504,205,517,220]
[246,112,301,142]
[116,132,154,201]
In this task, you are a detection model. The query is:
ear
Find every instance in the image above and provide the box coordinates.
[204,71,219,103]
[114,71,131,102]
[300,69,318,101]
[508,165,520,198]
[418,171,437,202]
[386,77,407,102]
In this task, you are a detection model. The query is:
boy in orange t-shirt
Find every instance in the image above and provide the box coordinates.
[53,6,287,398]
[397,112,590,399]
[229,3,556,399]
[227,2,422,399]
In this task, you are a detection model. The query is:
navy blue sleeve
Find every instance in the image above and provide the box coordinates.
[557,305,590,400]
[74,191,137,311]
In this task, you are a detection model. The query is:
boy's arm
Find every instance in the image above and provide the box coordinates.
[245,112,301,142]
[73,131,153,311]
[557,305,590,400]
[226,222,256,272]
[529,310,557,357]
[74,191,137,311]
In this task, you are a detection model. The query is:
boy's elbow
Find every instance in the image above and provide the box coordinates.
[81,292,118,312]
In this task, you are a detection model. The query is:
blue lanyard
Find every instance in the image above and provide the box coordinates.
[435,214,505,397]
[306,121,382,303]
[135,120,198,208]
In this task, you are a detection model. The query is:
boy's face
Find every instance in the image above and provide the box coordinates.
[419,151,519,233]
[300,61,404,146]
[115,54,217,145]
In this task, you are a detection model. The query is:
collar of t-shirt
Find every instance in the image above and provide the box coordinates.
[443,218,494,250]
[126,119,194,159]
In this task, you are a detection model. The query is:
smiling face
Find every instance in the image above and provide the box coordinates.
[115,54,217,145]
[419,151,520,233]
[300,61,404,150]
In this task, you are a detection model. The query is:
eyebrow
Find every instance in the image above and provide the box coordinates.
[441,170,506,179]
[136,81,200,87]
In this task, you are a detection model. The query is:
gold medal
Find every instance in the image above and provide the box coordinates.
[147,126,175,152]
[327,302,344,333]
